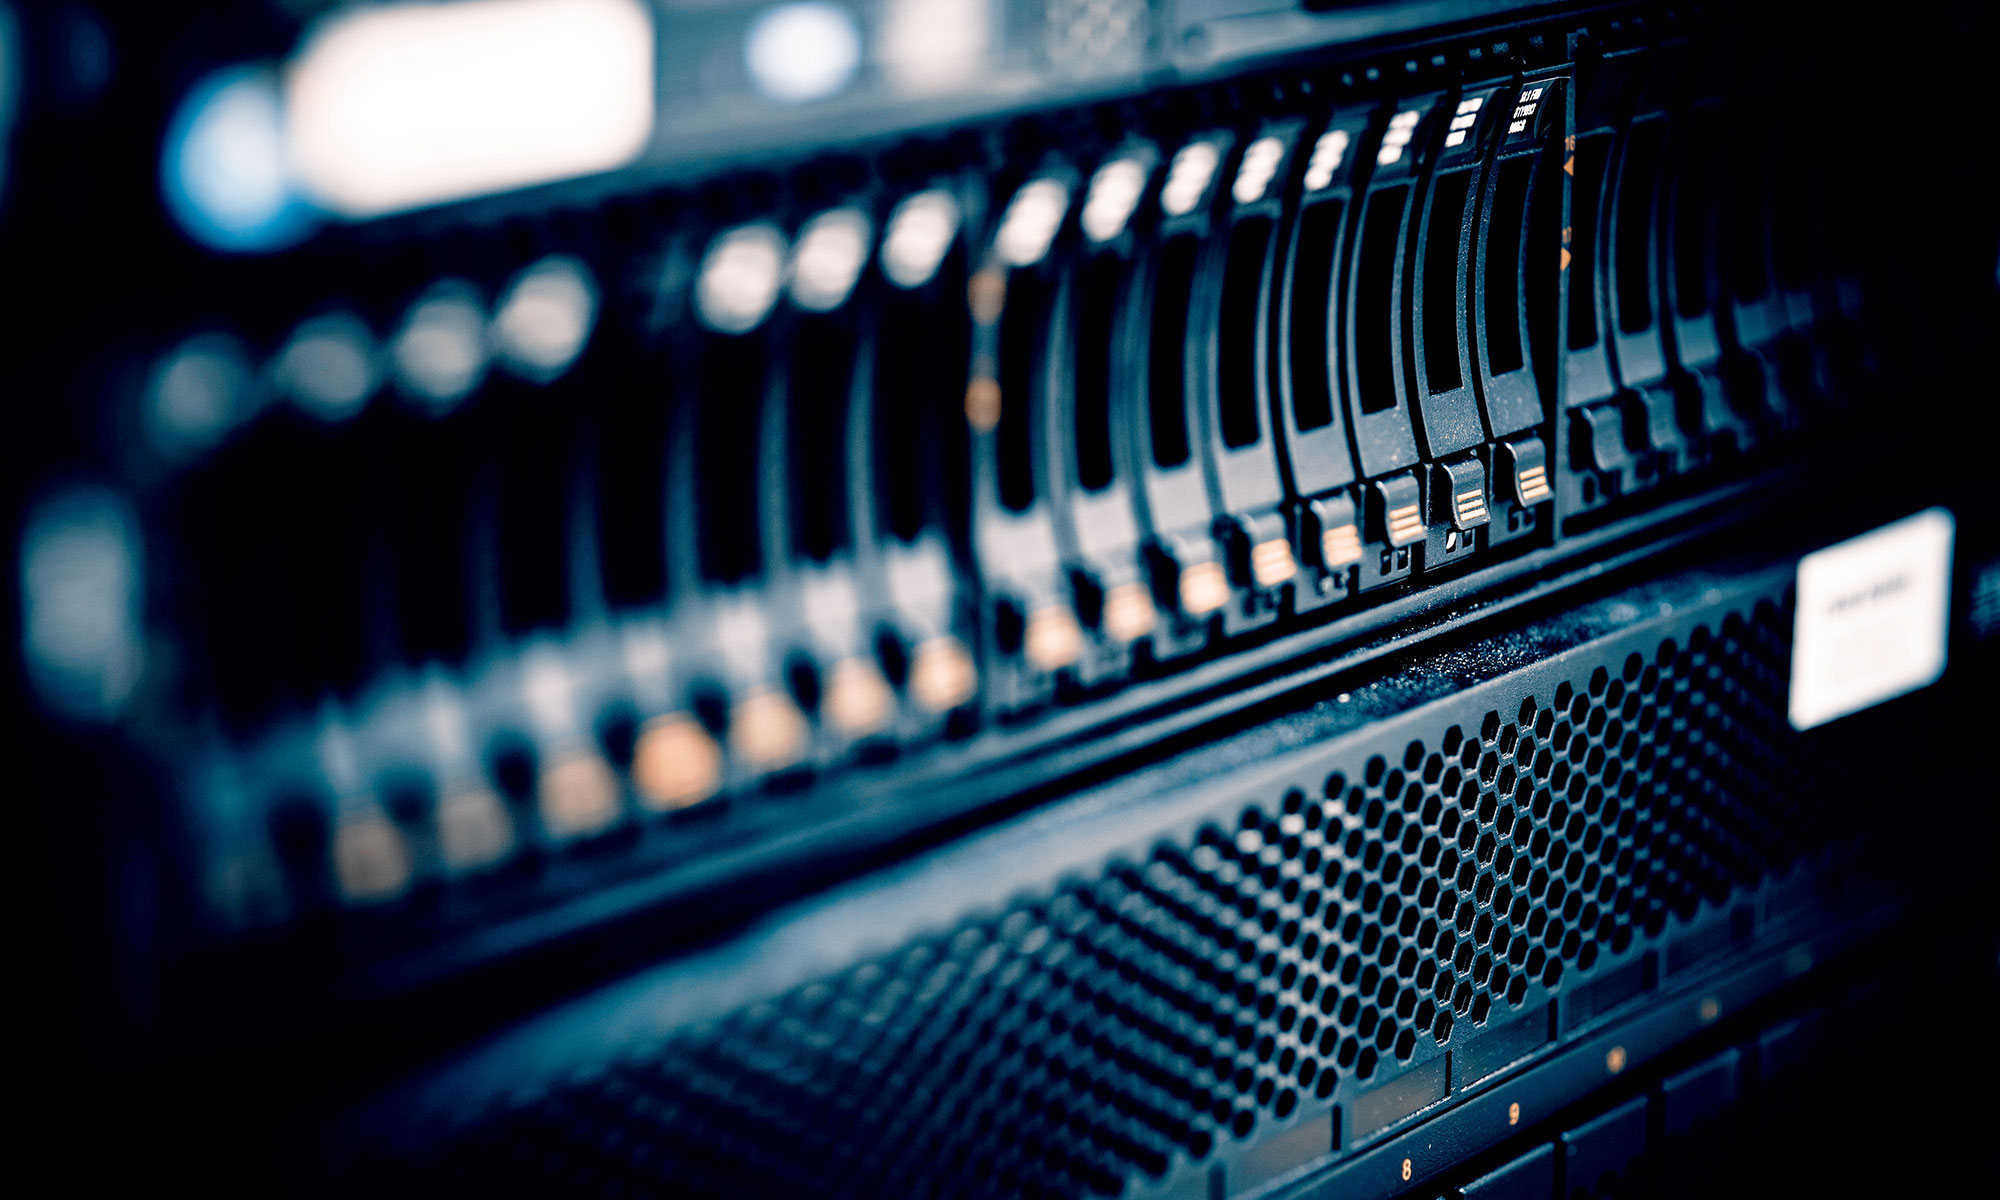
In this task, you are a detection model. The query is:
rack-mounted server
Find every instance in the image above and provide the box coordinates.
[7,1,1999,1195]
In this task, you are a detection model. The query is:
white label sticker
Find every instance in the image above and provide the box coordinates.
[1789,508,1954,729]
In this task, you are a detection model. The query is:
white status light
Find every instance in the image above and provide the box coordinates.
[1302,129,1350,192]
[882,190,960,289]
[1081,157,1147,243]
[277,312,378,421]
[1378,109,1420,166]
[745,3,863,105]
[790,208,872,311]
[1160,141,1220,217]
[493,256,598,382]
[285,0,656,218]
[697,224,788,334]
[1232,136,1284,205]
[995,178,1069,267]
[147,334,256,459]
[393,283,489,412]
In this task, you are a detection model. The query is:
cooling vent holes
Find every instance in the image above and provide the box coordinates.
[423,604,1826,1198]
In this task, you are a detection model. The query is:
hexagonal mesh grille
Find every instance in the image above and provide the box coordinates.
[405,601,1824,1198]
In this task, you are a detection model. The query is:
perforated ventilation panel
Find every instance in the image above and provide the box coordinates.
[384,596,1856,1199]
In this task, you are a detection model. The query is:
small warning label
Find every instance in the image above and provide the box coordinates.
[1789,508,1954,730]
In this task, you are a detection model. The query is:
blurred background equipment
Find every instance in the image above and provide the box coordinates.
[7,1,1999,1195]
